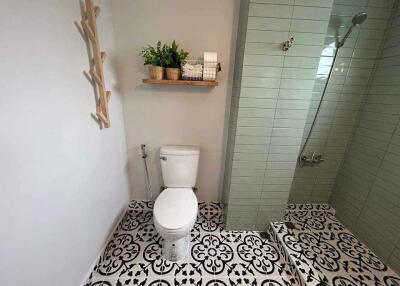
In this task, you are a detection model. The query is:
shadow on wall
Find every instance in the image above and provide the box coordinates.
[218,0,242,198]
[134,83,215,94]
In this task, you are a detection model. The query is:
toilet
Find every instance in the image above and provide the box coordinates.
[153,145,200,261]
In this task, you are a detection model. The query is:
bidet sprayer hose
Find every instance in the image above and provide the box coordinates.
[141,144,154,201]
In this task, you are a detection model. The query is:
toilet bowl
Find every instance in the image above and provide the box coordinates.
[153,145,200,261]
[153,188,198,261]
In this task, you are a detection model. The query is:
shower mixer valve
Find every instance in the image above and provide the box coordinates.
[282,37,294,51]
[299,152,324,167]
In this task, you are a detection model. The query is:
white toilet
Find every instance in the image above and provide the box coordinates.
[153,145,200,261]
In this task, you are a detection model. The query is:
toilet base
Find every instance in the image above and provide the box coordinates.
[162,235,190,262]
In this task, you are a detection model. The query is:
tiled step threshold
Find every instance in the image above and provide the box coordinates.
[270,205,400,286]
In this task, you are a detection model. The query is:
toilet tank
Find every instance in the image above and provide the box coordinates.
[160,145,200,188]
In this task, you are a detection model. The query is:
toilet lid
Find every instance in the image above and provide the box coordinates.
[153,188,198,230]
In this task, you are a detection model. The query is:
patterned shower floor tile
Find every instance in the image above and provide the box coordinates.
[85,200,296,286]
[286,204,335,214]
[272,205,400,286]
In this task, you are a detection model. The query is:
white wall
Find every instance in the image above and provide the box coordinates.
[111,0,239,202]
[0,1,130,285]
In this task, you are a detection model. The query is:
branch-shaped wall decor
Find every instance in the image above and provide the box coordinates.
[81,0,111,128]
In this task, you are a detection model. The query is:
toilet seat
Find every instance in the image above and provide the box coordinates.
[153,188,198,231]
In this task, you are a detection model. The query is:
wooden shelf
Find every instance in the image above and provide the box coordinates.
[142,79,218,86]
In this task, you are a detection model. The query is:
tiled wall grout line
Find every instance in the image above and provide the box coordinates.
[258,2,293,229]
[388,235,400,266]
[225,0,335,229]
[344,0,392,225]
[289,0,394,204]
[313,0,370,201]
[353,103,400,239]
[335,0,392,209]
[330,0,400,273]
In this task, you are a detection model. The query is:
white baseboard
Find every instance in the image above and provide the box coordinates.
[79,205,128,286]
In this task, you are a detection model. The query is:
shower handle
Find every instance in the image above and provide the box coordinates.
[312,153,324,164]
[299,152,324,166]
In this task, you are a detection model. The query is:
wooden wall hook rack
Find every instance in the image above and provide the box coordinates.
[81,0,111,128]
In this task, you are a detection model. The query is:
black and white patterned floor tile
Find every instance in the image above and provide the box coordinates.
[272,205,400,286]
[286,204,335,214]
[85,201,296,286]
[192,202,225,233]
[284,208,344,234]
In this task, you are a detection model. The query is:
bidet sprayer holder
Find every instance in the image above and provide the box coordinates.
[141,144,148,159]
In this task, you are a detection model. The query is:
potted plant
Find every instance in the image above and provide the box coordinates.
[140,41,169,80]
[164,40,189,80]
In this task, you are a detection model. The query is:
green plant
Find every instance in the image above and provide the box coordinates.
[140,41,169,66]
[164,40,189,68]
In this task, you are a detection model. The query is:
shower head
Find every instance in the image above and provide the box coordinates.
[352,12,368,26]
[337,12,368,48]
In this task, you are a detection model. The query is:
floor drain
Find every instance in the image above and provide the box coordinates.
[284,222,297,230]
[260,231,271,240]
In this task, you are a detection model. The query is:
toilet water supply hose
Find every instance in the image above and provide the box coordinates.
[141,144,154,200]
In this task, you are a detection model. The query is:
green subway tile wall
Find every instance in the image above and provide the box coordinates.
[223,0,334,230]
[289,0,395,203]
[330,0,400,274]
[222,0,250,224]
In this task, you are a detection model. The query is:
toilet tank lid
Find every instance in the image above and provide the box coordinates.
[160,145,200,155]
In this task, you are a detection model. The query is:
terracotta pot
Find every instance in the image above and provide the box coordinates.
[149,66,164,80]
[165,68,181,80]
